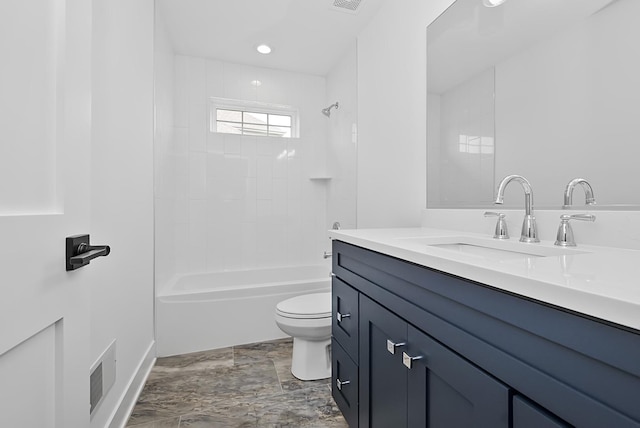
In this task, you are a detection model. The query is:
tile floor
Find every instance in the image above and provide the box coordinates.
[126,338,347,427]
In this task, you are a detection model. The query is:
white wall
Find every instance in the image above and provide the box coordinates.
[355,0,454,228]
[91,0,155,426]
[495,0,640,207]
[425,0,640,208]
[154,54,329,286]
[428,68,495,207]
[154,10,177,288]
[326,43,358,232]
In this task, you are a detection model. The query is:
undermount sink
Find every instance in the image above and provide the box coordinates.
[398,236,588,261]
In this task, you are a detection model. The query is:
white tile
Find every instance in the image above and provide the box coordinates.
[173,127,188,155]
[206,175,224,200]
[187,57,207,152]
[207,131,224,154]
[223,155,248,178]
[244,154,257,178]
[257,199,273,222]
[273,155,287,179]
[224,135,242,155]
[241,137,257,158]
[174,55,189,128]
[189,199,207,225]
[256,156,273,199]
[174,197,188,224]
[206,59,224,97]
[189,152,207,198]
[240,222,257,269]
[243,177,257,223]
[174,222,189,274]
[187,222,207,272]
[174,155,189,198]
[286,172,302,201]
[221,222,243,270]
[221,175,246,200]
[154,198,174,231]
[207,153,225,177]
[222,199,244,224]
[255,226,280,267]
[222,62,258,101]
[255,67,289,105]
[256,138,272,155]
[272,178,287,221]
[206,198,225,227]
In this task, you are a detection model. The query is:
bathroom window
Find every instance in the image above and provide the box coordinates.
[210,98,298,138]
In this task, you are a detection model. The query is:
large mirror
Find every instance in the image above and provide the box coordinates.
[427,0,640,209]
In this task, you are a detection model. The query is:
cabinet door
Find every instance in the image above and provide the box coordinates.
[332,338,359,427]
[513,395,571,428]
[406,325,509,428]
[332,277,359,360]
[360,295,408,428]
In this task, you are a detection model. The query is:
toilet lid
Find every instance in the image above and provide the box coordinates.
[276,292,331,319]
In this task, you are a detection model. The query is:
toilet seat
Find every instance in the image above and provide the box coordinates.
[276,292,331,319]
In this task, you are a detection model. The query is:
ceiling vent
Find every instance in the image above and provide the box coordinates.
[331,0,366,14]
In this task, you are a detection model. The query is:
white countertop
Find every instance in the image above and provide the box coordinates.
[329,227,640,332]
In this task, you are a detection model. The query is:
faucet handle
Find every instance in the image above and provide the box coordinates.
[484,211,509,240]
[554,213,596,247]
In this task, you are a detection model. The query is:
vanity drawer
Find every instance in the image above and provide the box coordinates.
[513,395,570,428]
[332,338,358,428]
[332,277,359,361]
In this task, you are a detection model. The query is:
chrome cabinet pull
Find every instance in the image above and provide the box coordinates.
[337,312,351,323]
[386,339,406,355]
[402,351,423,369]
[336,378,350,391]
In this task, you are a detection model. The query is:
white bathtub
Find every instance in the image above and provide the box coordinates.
[156,265,331,357]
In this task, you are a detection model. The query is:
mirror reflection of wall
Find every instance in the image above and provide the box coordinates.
[427,68,495,207]
[427,0,640,209]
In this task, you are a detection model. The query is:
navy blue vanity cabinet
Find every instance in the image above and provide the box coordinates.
[332,337,359,427]
[512,395,571,428]
[360,295,509,428]
[332,276,360,427]
[331,240,640,428]
[359,294,409,427]
[406,324,509,427]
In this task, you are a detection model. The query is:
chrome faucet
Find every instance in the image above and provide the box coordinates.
[563,178,596,208]
[494,175,539,243]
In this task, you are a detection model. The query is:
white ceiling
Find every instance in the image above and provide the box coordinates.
[157,0,385,76]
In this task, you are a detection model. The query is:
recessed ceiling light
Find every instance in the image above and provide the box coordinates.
[256,44,272,55]
[251,80,262,87]
[482,0,507,7]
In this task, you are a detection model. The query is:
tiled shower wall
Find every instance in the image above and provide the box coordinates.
[155,54,330,287]
[326,43,358,231]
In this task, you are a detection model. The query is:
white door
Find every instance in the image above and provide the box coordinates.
[0,0,93,427]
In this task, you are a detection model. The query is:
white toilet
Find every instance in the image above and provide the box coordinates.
[275,292,332,381]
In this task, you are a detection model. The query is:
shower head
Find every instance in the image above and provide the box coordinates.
[322,102,339,117]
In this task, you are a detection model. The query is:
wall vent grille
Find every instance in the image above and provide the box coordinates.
[89,340,116,418]
[331,0,366,14]
[89,362,103,414]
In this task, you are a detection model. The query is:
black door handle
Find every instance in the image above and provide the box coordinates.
[66,234,111,271]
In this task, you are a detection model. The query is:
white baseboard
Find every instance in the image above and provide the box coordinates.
[107,341,156,428]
